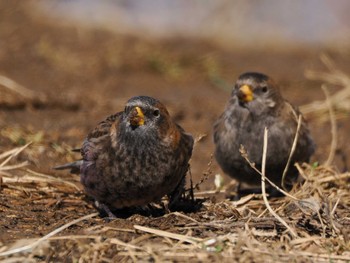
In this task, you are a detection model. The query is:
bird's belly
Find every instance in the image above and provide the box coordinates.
[80,153,183,209]
[215,127,293,186]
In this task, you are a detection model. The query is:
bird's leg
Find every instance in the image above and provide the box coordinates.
[232,181,242,201]
[94,201,117,219]
[168,176,186,210]
[187,165,195,203]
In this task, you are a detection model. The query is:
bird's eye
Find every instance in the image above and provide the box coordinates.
[153,109,160,117]
[261,86,268,93]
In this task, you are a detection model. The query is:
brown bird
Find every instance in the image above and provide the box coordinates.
[213,72,315,192]
[55,96,194,217]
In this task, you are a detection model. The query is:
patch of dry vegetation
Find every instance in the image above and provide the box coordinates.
[1,159,349,262]
[301,54,350,120]
[1,57,350,262]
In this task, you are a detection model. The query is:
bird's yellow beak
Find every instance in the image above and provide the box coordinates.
[238,84,254,102]
[130,106,145,126]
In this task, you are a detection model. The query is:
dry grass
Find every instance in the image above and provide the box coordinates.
[1,160,349,262]
[1,58,350,262]
[0,75,48,108]
[0,75,38,100]
[301,54,350,119]
[1,133,350,262]
[0,143,31,177]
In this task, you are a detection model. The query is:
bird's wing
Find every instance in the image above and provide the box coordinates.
[283,101,316,160]
[86,112,123,140]
[81,112,123,161]
[175,123,194,154]
[53,112,123,173]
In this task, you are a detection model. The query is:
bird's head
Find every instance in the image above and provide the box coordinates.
[123,96,170,134]
[232,72,284,114]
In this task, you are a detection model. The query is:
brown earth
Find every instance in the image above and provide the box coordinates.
[0,2,349,262]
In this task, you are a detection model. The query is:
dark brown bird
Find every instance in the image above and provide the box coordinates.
[213,72,315,191]
[55,96,194,217]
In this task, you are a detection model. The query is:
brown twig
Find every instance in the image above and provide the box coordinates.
[321,85,337,166]
[240,145,299,201]
[261,128,298,238]
[0,212,99,256]
[134,225,203,246]
[281,115,302,190]
[302,54,350,116]
[0,75,37,99]
[0,142,32,168]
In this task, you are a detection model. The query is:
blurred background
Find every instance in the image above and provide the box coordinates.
[38,0,350,49]
[0,0,349,189]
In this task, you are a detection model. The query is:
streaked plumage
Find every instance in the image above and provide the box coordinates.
[55,96,193,216]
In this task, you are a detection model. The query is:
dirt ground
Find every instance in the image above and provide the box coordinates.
[0,2,350,262]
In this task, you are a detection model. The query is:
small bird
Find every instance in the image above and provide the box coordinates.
[54,96,194,217]
[213,72,315,191]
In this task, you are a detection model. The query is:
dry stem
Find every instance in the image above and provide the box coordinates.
[261,128,298,238]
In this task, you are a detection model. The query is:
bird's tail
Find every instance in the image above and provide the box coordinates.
[53,160,83,174]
